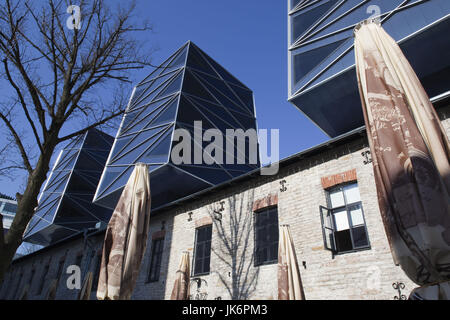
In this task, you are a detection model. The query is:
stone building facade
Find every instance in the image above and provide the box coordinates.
[1,103,449,300]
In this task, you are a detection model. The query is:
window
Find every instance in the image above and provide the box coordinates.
[147,238,164,282]
[320,183,370,254]
[254,206,279,266]
[193,225,212,276]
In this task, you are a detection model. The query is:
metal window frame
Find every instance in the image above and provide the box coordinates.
[147,237,165,283]
[253,205,279,267]
[192,224,213,277]
[324,182,371,254]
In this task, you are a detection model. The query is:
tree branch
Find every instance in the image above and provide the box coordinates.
[0,111,33,174]
[2,58,43,152]
[57,108,125,143]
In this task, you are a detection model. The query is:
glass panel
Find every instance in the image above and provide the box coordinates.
[140,131,172,164]
[228,83,254,114]
[200,50,246,88]
[103,166,135,195]
[177,96,215,128]
[147,98,178,127]
[351,226,369,248]
[194,71,249,114]
[155,73,183,99]
[187,46,217,75]
[96,166,129,196]
[291,0,302,10]
[350,205,364,226]
[111,127,166,162]
[45,173,70,194]
[182,70,217,102]
[344,183,361,204]
[54,150,79,171]
[111,135,160,165]
[109,136,133,160]
[196,76,249,115]
[166,48,187,70]
[178,166,231,185]
[293,38,346,84]
[122,96,172,132]
[74,151,103,171]
[203,256,210,273]
[333,208,349,231]
[132,73,177,108]
[188,96,244,130]
[329,189,345,208]
[334,229,353,252]
[291,0,339,43]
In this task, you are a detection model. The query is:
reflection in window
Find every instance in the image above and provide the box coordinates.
[193,225,212,276]
[320,183,370,254]
[254,206,279,266]
[147,238,164,282]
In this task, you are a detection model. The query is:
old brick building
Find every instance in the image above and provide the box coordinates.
[1,102,448,300]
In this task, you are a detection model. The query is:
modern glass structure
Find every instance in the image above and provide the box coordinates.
[93,41,260,210]
[288,0,450,137]
[0,193,17,234]
[23,129,114,245]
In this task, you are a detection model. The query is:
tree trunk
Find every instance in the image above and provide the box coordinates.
[0,136,59,282]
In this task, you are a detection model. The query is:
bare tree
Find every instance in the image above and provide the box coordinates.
[209,190,259,300]
[0,0,154,281]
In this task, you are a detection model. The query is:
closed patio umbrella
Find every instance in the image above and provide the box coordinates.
[78,271,93,300]
[97,163,151,300]
[170,251,190,300]
[278,225,305,300]
[354,20,450,299]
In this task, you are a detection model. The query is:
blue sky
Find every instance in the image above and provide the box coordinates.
[0,1,329,197]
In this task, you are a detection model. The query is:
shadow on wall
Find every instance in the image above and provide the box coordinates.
[208,190,259,300]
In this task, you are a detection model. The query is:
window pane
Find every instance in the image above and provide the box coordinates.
[334,229,353,252]
[350,205,364,226]
[148,238,164,282]
[194,225,212,275]
[333,209,349,231]
[254,207,279,265]
[351,226,369,248]
[203,256,210,273]
[344,184,361,204]
[323,227,334,251]
[329,190,345,208]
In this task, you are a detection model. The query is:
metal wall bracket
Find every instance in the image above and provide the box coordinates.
[280,179,287,192]
[362,150,372,165]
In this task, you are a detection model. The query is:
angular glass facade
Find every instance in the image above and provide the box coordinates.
[23,129,114,245]
[288,0,450,137]
[94,41,259,210]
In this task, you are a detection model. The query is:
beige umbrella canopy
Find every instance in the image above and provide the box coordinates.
[170,251,191,300]
[278,225,305,300]
[354,20,450,299]
[97,163,151,300]
[78,271,93,300]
